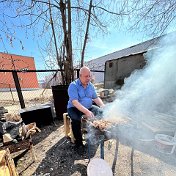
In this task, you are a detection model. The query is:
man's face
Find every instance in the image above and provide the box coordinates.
[80,70,91,86]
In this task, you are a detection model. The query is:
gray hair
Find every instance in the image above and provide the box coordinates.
[79,66,90,76]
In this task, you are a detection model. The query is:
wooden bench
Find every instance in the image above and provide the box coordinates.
[63,113,88,143]
[63,113,75,143]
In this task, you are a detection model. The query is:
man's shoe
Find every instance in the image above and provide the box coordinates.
[74,144,86,155]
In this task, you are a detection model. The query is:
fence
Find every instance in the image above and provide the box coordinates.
[0,69,104,116]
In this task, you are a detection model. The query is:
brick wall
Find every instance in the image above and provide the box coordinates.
[0,52,39,89]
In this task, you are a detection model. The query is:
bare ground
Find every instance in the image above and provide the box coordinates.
[14,119,176,176]
[1,89,176,175]
[1,89,53,114]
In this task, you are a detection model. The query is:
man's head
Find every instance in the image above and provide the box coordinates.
[79,66,91,86]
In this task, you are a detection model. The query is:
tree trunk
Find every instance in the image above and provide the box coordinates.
[66,0,74,84]
[48,0,64,83]
[60,0,74,84]
[81,0,93,67]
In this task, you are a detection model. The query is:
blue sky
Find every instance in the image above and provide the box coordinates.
[85,29,148,61]
[0,26,150,70]
[0,2,151,70]
[0,1,175,70]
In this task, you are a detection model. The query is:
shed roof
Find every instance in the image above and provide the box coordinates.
[86,35,162,71]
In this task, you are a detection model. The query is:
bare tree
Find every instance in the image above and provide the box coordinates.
[0,0,126,84]
[81,0,92,67]
[125,0,176,37]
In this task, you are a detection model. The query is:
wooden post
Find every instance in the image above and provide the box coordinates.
[12,71,25,109]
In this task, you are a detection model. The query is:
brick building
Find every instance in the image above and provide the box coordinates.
[0,52,39,89]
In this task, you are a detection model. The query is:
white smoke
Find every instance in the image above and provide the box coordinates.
[103,32,176,128]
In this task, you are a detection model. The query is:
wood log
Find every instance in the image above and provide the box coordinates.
[0,148,18,176]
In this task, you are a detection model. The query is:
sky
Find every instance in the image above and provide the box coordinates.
[0,26,150,70]
[0,1,174,70]
[85,28,149,61]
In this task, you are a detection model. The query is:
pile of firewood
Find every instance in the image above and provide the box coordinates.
[2,121,41,144]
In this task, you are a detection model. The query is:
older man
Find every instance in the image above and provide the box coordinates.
[67,66,104,149]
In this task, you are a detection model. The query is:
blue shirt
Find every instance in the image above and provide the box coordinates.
[67,79,98,109]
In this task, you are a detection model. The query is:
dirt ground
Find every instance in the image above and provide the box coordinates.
[1,89,53,114]
[0,89,176,176]
[1,89,176,175]
[13,119,176,176]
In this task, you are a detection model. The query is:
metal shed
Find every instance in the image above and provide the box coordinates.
[104,52,147,89]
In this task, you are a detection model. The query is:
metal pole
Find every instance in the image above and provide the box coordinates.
[12,71,25,109]
[77,69,80,79]
[8,84,15,103]
[88,139,91,162]
[100,135,104,159]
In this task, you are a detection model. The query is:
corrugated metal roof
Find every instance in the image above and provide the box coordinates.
[86,35,162,71]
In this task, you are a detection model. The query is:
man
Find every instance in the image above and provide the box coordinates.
[67,66,105,149]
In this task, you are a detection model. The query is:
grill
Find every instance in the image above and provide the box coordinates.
[82,115,127,160]
[82,116,127,140]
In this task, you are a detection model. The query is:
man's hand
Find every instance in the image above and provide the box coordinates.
[72,100,95,118]
[85,110,94,118]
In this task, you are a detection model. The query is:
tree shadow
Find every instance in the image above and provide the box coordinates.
[32,137,99,176]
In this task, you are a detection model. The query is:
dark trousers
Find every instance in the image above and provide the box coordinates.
[67,105,103,147]
[71,119,83,146]
[67,107,83,146]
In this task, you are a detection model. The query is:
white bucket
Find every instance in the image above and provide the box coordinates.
[87,158,113,176]
[155,134,176,154]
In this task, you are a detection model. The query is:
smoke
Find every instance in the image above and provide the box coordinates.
[103,32,176,131]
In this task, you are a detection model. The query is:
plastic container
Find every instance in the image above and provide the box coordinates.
[87,158,113,176]
[155,134,176,154]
